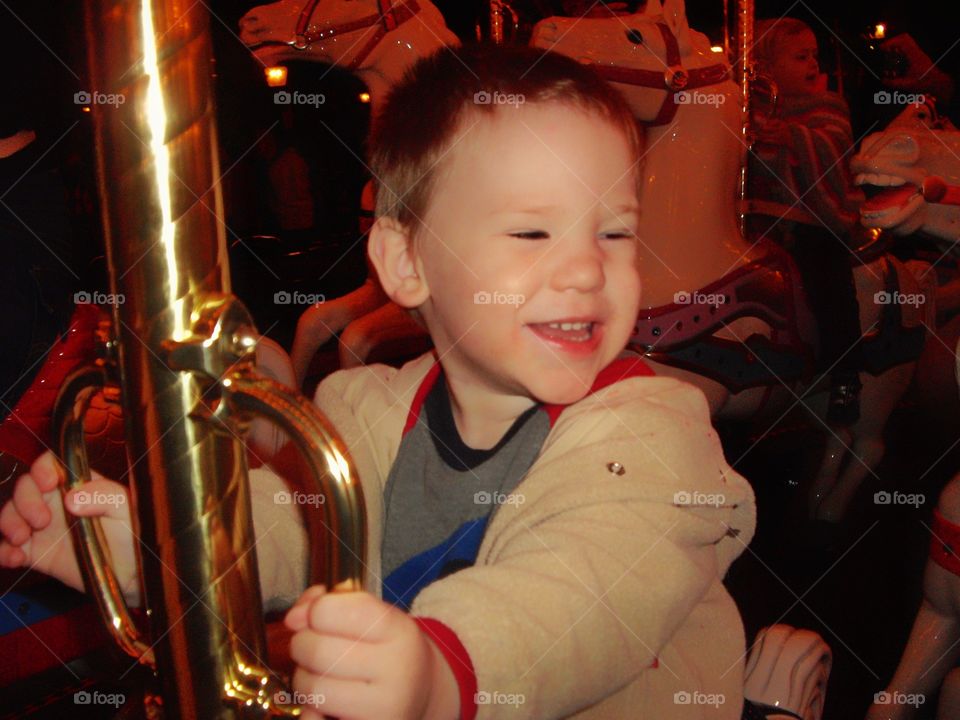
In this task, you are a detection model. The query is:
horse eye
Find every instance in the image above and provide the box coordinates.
[626,29,644,45]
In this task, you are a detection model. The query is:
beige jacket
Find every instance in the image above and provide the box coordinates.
[251,353,756,719]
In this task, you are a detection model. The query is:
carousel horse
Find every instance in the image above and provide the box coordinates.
[239,0,449,387]
[531,0,938,527]
[851,99,960,323]
[852,100,960,247]
[864,351,960,720]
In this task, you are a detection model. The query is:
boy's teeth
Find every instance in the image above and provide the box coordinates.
[548,322,590,330]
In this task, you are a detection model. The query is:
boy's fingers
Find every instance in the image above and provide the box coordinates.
[289,629,378,681]
[304,591,393,642]
[291,669,380,720]
[29,452,64,491]
[0,499,31,546]
[284,585,328,630]
[12,474,51,530]
[0,542,27,568]
[64,480,129,520]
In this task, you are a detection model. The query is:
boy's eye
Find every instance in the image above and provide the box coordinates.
[601,229,637,240]
[508,230,550,240]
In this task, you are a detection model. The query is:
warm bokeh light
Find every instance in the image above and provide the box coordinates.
[871,23,886,40]
[265,66,288,87]
[710,45,724,53]
[359,92,371,103]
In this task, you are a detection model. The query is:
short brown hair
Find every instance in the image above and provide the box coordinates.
[368,43,641,232]
[754,17,815,72]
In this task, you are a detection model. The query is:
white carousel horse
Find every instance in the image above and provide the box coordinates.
[745,625,832,720]
[239,0,459,114]
[531,0,938,526]
[852,100,960,246]
[239,0,446,385]
[851,100,960,320]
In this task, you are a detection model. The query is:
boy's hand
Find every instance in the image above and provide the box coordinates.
[285,586,459,720]
[0,451,139,604]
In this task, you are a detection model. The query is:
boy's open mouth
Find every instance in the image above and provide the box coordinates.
[527,321,601,353]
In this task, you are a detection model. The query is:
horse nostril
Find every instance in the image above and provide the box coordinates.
[626,29,643,45]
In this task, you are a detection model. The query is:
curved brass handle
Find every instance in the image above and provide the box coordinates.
[222,368,367,594]
[52,364,155,668]
[52,358,367,714]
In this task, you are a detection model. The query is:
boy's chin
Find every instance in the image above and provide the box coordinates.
[525,376,597,407]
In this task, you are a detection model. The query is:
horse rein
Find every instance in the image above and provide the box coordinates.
[591,22,728,126]
[277,0,421,70]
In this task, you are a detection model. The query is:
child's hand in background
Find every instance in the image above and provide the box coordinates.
[0,450,139,604]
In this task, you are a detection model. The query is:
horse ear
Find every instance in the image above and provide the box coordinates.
[663,0,688,27]
[661,0,691,44]
[643,0,663,15]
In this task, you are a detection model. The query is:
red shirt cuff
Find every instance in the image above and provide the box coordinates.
[413,617,478,720]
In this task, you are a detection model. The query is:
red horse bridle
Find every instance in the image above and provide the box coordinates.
[280,0,421,70]
[591,22,729,126]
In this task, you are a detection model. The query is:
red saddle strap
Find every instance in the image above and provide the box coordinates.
[592,22,728,126]
[294,0,420,70]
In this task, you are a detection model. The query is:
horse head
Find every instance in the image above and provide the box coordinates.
[530,0,751,307]
[238,0,457,103]
[530,0,732,126]
[851,99,960,241]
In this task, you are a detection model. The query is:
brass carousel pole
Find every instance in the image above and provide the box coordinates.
[53,1,367,717]
[736,0,754,234]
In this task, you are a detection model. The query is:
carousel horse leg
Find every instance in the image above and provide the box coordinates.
[337,301,429,369]
[811,362,914,524]
[290,278,388,388]
[937,667,960,720]
[865,473,960,720]
[744,624,832,720]
[808,425,853,521]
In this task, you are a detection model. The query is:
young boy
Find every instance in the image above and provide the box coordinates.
[748,18,866,425]
[1,45,755,719]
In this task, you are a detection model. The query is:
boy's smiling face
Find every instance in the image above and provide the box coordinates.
[389,102,642,410]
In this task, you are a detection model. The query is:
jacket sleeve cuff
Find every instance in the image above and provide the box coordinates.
[413,617,478,720]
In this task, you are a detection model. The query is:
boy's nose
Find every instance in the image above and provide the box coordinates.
[550,240,605,293]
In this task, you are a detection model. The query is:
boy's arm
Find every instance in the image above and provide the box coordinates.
[411,380,754,719]
[777,95,862,233]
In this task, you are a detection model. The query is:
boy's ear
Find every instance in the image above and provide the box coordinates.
[368,217,430,309]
